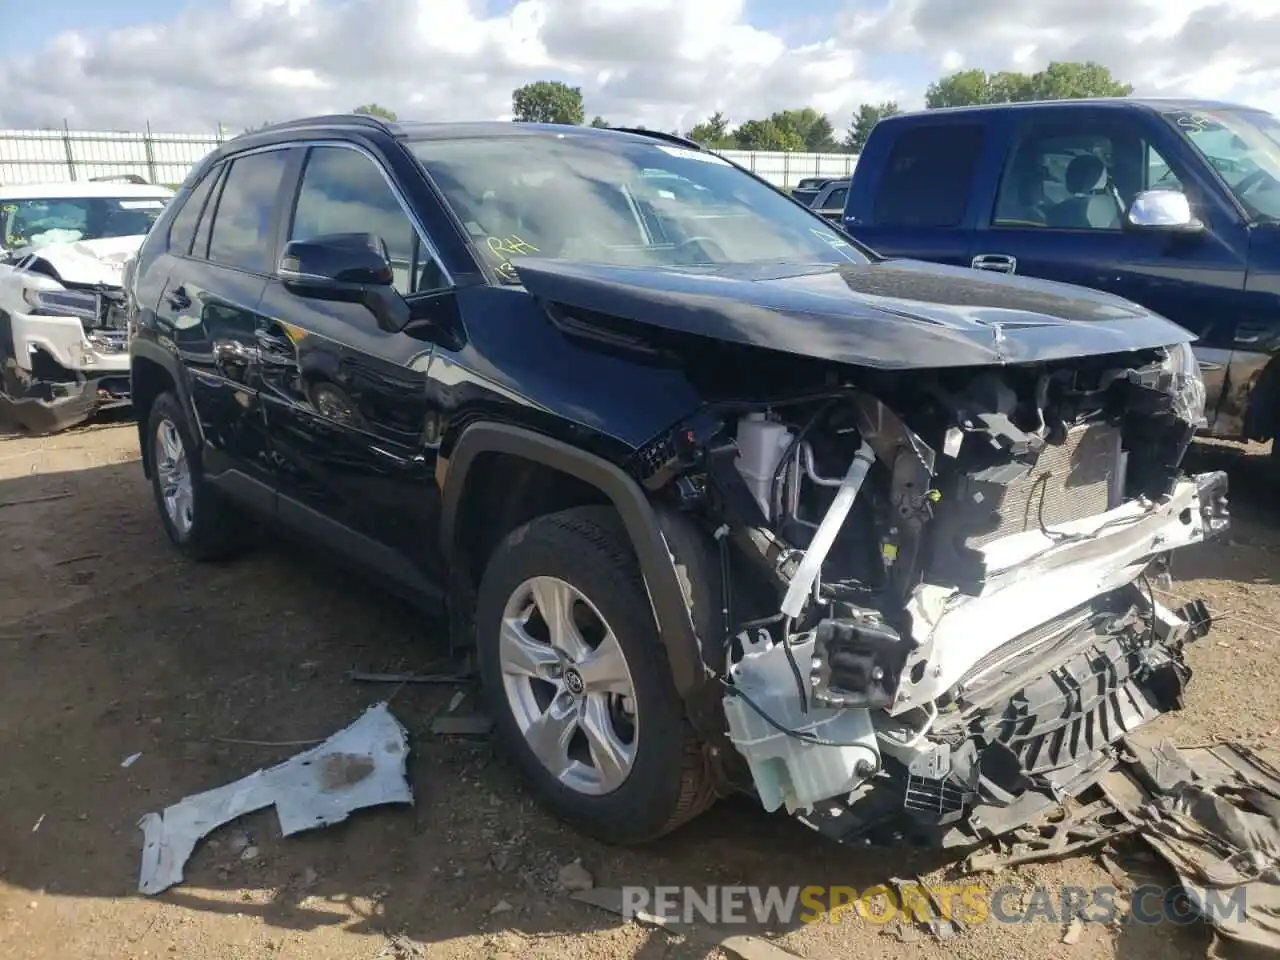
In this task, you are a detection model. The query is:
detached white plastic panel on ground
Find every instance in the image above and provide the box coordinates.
[136,702,413,896]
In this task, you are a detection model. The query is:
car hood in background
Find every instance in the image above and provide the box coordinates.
[513,257,1193,369]
[5,234,146,287]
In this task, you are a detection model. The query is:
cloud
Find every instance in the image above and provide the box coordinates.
[845,0,1280,113]
[0,0,1278,136]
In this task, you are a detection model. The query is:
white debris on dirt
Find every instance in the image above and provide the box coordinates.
[136,702,412,896]
[556,859,595,892]
[121,752,141,768]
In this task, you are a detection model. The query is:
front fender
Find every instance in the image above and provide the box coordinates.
[130,333,203,477]
[439,421,709,702]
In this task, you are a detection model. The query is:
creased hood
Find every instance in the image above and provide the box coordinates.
[14,235,145,288]
[513,257,1193,369]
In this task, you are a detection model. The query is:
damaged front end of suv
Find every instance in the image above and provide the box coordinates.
[0,186,170,433]
[0,238,138,433]
[519,257,1229,850]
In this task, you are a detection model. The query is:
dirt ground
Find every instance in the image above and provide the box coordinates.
[0,417,1276,960]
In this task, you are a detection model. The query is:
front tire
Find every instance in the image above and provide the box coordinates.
[145,391,249,561]
[474,506,713,845]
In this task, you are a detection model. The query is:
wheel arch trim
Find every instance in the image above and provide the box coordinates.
[439,421,705,698]
[130,338,202,479]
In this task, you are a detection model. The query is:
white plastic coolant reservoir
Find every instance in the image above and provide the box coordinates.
[734,413,793,521]
[722,633,880,814]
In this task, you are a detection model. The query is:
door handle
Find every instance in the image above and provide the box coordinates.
[971,254,1017,274]
[166,286,192,310]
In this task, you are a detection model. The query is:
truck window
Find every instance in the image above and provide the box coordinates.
[871,124,983,228]
[993,124,1183,231]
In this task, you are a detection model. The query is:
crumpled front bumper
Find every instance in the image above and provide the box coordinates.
[896,470,1230,714]
[0,379,99,435]
[10,308,130,374]
[790,471,1231,849]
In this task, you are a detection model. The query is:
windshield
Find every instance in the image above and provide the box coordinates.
[0,195,169,251]
[407,134,869,282]
[1162,107,1280,222]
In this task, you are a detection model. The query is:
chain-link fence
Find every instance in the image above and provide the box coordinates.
[0,125,856,188]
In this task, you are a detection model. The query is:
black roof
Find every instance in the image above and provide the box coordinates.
[887,97,1257,121]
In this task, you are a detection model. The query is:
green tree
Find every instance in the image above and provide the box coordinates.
[924,68,992,108]
[844,101,900,152]
[730,108,837,152]
[733,118,805,151]
[589,115,610,128]
[1026,61,1133,100]
[924,61,1132,108]
[768,108,838,152]
[511,81,585,125]
[686,111,735,148]
[353,103,397,121]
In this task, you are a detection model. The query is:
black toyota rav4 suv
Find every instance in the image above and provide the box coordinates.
[127,113,1226,851]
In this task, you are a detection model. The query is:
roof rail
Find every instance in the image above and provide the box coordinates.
[610,127,706,151]
[252,113,398,136]
[90,174,149,184]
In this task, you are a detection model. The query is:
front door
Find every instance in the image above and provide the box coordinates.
[972,113,1251,425]
[151,147,295,504]
[256,143,455,596]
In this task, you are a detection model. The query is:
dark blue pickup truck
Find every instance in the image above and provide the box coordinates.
[842,98,1280,453]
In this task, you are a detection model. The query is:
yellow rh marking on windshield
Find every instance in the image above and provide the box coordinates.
[486,235,540,258]
[485,235,539,282]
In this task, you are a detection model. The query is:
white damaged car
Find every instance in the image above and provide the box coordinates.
[0,179,173,433]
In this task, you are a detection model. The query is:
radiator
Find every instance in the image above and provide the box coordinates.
[965,422,1124,549]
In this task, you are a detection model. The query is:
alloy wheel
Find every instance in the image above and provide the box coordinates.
[498,575,639,795]
[154,418,194,537]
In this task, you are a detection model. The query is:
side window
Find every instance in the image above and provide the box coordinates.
[1146,143,1184,192]
[191,166,224,260]
[872,124,984,228]
[994,123,1184,231]
[207,150,290,272]
[289,146,447,296]
[166,166,220,256]
[824,186,848,209]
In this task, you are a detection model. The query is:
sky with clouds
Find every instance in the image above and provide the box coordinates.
[0,0,1278,135]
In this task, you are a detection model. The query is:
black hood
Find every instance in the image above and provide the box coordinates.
[513,257,1193,369]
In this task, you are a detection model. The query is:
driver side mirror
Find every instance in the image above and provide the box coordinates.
[1125,189,1206,234]
[278,232,409,333]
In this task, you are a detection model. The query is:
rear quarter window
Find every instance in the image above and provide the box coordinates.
[165,166,221,256]
[871,123,985,228]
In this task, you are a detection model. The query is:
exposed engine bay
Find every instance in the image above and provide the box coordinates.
[635,338,1228,847]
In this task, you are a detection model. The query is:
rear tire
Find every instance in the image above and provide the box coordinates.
[145,391,250,561]
[474,505,714,845]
